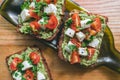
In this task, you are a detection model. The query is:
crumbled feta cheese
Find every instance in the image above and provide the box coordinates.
[44,4,57,15]
[76,32,86,42]
[65,28,75,38]
[20,9,30,22]
[81,19,91,29]
[13,71,22,80]
[37,72,46,80]
[78,48,88,56]
[38,18,46,30]
[22,61,32,71]
[29,2,35,8]
[88,38,100,48]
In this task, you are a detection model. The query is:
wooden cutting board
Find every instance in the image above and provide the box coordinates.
[0,0,120,80]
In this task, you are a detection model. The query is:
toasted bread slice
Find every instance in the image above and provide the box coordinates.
[58,10,108,66]
[18,0,65,41]
[6,47,52,80]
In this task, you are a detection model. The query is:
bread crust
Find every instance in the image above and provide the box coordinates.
[58,10,108,61]
[6,46,53,80]
[18,1,65,41]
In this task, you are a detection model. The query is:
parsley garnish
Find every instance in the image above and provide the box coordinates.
[87,35,95,42]
[32,66,37,73]
[82,35,95,47]
[17,63,24,71]
[34,2,47,14]
[86,20,93,25]
[21,0,31,10]
[81,42,87,47]
[15,72,19,77]
[22,77,26,80]
[66,19,72,27]
[68,45,77,52]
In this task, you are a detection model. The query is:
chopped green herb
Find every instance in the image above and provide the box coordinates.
[66,19,72,27]
[17,63,24,70]
[87,36,95,42]
[81,42,87,47]
[21,0,30,10]
[34,2,47,14]
[68,45,77,52]
[86,20,93,25]
[79,27,85,30]
[22,77,26,80]
[32,66,37,72]
[15,72,19,77]
[42,13,48,17]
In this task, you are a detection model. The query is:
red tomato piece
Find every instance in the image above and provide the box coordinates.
[10,57,22,71]
[30,21,41,31]
[44,0,57,4]
[71,13,80,31]
[53,0,57,4]
[29,52,40,64]
[10,62,17,71]
[44,0,51,4]
[71,23,77,32]
[36,0,40,2]
[71,38,81,48]
[91,18,101,32]
[45,14,58,30]
[70,51,80,64]
[89,28,97,36]
[87,48,95,59]
[29,9,40,20]
[24,70,34,80]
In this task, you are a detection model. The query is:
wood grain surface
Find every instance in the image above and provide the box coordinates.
[0,0,120,80]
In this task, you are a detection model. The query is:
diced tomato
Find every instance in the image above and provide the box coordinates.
[71,13,80,31]
[10,62,17,71]
[71,23,77,32]
[70,51,80,64]
[29,52,40,64]
[53,0,57,4]
[10,57,22,71]
[45,14,58,30]
[29,9,40,20]
[91,18,101,32]
[87,48,95,59]
[30,21,40,31]
[44,0,57,4]
[36,0,40,2]
[71,38,81,48]
[89,29,97,36]
[24,70,34,80]
[44,0,51,4]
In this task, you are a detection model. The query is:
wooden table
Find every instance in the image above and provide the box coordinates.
[0,0,120,80]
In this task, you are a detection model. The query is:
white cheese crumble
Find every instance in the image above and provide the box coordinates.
[38,18,46,30]
[29,2,35,8]
[37,72,46,80]
[20,9,30,22]
[65,28,75,38]
[81,19,92,29]
[76,31,86,42]
[22,61,32,71]
[13,71,22,80]
[88,38,100,48]
[44,4,57,15]
[78,48,88,56]
[65,41,75,53]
